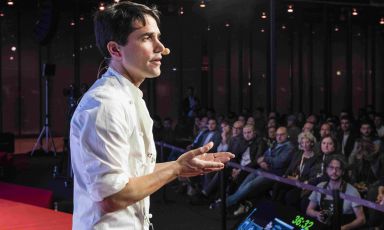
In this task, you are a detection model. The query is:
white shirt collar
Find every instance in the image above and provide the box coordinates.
[106,67,144,99]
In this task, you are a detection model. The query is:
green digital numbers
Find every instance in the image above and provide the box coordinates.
[291,215,314,230]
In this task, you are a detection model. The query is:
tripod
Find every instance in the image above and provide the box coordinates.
[31,73,57,156]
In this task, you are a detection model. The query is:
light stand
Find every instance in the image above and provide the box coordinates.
[31,64,57,156]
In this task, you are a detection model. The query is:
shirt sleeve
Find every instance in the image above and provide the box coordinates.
[347,184,362,209]
[77,101,134,202]
[308,183,322,204]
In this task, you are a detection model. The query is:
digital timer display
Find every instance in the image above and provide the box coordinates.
[291,215,314,230]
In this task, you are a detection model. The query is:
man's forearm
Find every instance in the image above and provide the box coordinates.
[101,161,181,212]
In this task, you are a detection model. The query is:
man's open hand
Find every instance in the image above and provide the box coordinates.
[176,142,234,177]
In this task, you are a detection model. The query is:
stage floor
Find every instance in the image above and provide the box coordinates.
[0,198,72,229]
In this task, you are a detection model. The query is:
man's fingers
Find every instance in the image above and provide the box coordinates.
[193,142,214,158]
[212,152,234,160]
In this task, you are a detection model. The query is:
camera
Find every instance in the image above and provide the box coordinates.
[320,209,333,225]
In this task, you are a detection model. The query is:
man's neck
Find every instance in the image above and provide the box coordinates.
[109,62,144,87]
[328,179,342,190]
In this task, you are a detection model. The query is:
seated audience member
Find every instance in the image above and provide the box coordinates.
[226,125,266,193]
[190,118,221,152]
[302,122,315,135]
[374,113,384,139]
[349,139,383,194]
[366,177,384,228]
[337,115,357,160]
[306,155,366,230]
[272,132,319,209]
[309,135,344,185]
[203,124,263,199]
[246,116,255,126]
[262,126,277,149]
[223,126,294,216]
[216,120,232,152]
[313,122,332,154]
[349,120,382,165]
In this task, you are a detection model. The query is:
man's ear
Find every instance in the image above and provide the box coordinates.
[106,41,121,59]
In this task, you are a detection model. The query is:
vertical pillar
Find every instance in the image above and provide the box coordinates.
[345,10,353,113]
[267,0,277,113]
[226,25,232,113]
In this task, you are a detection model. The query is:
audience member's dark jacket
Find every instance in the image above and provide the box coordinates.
[263,140,295,176]
[231,136,265,168]
[337,131,358,159]
[284,150,320,182]
[191,129,221,152]
[308,152,346,185]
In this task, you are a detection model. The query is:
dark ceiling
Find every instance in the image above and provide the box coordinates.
[1,0,384,27]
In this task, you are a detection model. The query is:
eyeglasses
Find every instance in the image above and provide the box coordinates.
[327,166,342,171]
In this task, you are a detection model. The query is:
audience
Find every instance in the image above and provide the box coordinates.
[154,107,384,228]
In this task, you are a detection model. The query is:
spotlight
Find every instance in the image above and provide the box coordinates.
[99,2,105,11]
[380,17,384,25]
[0,12,4,17]
[336,70,342,76]
[281,25,286,30]
[7,0,14,6]
[261,12,267,19]
[178,6,184,15]
[70,20,75,26]
[79,15,84,21]
[199,0,206,8]
[287,4,293,13]
[352,8,358,16]
[11,46,16,52]
[225,22,230,27]
[261,28,265,33]
[334,26,339,32]
[114,0,120,2]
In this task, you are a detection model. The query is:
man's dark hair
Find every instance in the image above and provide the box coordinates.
[94,1,160,58]
[325,154,347,173]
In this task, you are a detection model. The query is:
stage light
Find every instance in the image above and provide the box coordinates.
[261,12,267,19]
[281,25,286,30]
[70,20,75,26]
[114,0,120,2]
[9,56,14,61]
[352,8,358,16]
[336,70,341,76]
[0,12,4,17]
[380,17,384,25]
[334,26,339,32]
[178,6,184,15]
[199,0,206,8]
[99,2,105,11]
[261,28,265,33]
[225,23,230,27]
[207,26,211,31]
[287,4,293,13]
[7,0,14,6]
[11,46,16,52]
[79,15,84,21]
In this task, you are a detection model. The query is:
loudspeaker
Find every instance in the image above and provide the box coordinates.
[42,63,56,76]
[34,0,59,45]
